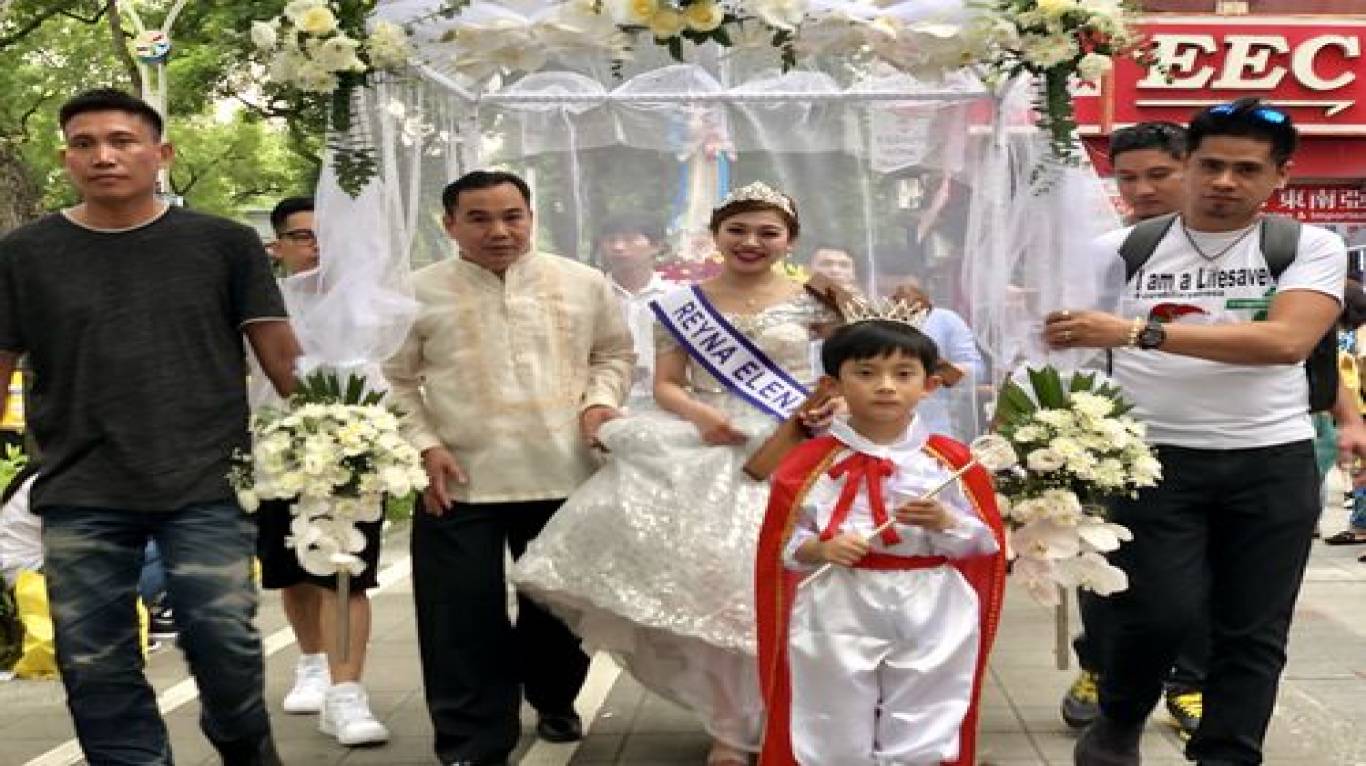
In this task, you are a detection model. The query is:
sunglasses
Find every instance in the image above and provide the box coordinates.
[1208,103,1289,125]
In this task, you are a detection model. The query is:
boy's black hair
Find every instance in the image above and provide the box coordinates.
[441,170,532,215]
[594,214,667,249]
[270,197,315,232]
[59,88,164,139]
[821,320,939,377]
[1109,121,1186,162]
[1187,97,1298,165]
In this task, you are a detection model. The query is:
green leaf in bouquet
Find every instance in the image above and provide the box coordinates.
[1069,370,1097,393]
[345,374,365,405]
[996,380,1038,423]
[1027,366,1069,409]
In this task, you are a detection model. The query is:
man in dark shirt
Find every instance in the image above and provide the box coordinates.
[0,89,301,765]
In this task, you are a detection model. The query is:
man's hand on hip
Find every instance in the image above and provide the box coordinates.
[421,446,467,516]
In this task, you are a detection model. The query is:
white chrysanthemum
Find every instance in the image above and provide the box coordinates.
[294,60,340,93]
[1131,454,1162,485]
[368,20,412,70]
[1070,391,1115,419]
[1026,447,1066,473]
[1077,52,1113,81]
[1013,424,1048,443]
[251,20,279,52]
[315,34,366,73]
[1039,488,1084,524]
[1020,32,1078,69]
[1033,409,1076,431]
[970,434,1018,471]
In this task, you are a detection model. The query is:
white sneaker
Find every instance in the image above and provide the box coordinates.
[320,682,389,746]
[282,654,330,714]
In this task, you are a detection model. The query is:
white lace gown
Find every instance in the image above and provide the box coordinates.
[511,292,832,751]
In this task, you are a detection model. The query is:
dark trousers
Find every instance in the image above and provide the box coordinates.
[43,500,273,765]
[412,499,590,763]
[1075,588,1210,693]
[1096,441,1319,764]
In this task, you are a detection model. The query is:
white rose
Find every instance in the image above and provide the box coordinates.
[605,0,659,26]
[684,1,725,33]
[283,0,326,23]
[648,8,687,39]
[251,20,279,52]
[1026,448,1066,473]
[367,21,412,70]
[296,5,339,36]
[1076,52,1113,82]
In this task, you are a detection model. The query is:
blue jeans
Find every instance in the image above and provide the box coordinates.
[42,499,274,765]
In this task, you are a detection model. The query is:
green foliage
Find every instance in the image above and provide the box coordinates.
[291,371,386,407]
[0,443,27,495]
[0,0,319,224]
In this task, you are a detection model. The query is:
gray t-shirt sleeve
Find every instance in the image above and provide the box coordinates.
[228,225,288,326]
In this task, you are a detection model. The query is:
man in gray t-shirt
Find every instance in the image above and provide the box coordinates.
[0,89,301,765]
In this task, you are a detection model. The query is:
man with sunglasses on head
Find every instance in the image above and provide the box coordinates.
[1061,122,1211,742]
[1045,99,1355,765]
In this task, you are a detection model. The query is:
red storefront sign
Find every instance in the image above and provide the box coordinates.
[1074,17,1366,136]
[1265,184,1366,223]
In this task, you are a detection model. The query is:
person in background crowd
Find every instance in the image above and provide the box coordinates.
[807,244,861,294]
[0,88,300,765]
[1061,122,1211,742]
[596,215,675,405]
[251,196,390,747]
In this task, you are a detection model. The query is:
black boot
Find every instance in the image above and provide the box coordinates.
[1075,715,1143,766]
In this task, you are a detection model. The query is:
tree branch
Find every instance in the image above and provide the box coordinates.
[107,0,141,92]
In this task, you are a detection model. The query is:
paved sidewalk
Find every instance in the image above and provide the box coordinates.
[4,510,1366,765]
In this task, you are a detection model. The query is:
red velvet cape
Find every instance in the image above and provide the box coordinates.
[754,434,1008,766]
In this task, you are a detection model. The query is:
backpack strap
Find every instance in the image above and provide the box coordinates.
[1119,212,1179,282]
[1259,214,1303,278]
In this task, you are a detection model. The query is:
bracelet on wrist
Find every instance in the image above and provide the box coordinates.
[1126,316,1144,347]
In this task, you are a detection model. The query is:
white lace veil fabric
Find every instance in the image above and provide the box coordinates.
[309,0,1126,436]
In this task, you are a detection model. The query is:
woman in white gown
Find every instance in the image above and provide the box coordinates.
[512,183,837,764]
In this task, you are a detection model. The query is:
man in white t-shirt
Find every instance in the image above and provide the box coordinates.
[1046,99,1350,766]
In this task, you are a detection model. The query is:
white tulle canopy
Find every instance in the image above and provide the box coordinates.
[305,0,1124,438]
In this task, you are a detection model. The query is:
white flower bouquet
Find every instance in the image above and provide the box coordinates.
[986,0,1154,163]
[992,366,1161,605]
[251,1,410,96]
[230,372,427,577]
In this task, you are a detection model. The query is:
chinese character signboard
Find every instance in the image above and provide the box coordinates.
[1265,185,1366,223]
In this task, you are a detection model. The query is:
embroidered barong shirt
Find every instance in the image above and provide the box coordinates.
[383,252,635,504]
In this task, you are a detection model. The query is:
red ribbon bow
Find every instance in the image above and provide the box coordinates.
[820,452,901,546]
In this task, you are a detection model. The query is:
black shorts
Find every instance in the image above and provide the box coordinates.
[254,498,384,591]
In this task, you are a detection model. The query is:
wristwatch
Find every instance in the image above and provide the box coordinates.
[1136,318,1166,350]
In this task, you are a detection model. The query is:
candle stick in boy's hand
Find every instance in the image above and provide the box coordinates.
[800,435,1017,589]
